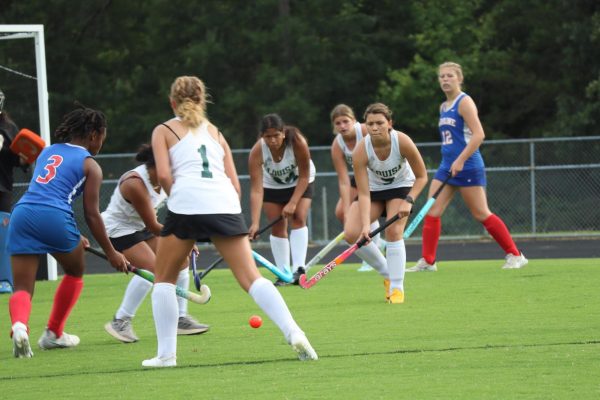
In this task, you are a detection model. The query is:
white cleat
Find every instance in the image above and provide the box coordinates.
[357,262,374,272]
[38,328,80,350]
[12,323,33,358]
[501,253,528,269]
[142,356,177,368]
[289,332,318,361]
[406,258,438,272]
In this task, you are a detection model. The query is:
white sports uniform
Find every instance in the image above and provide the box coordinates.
[168,121,241,214]
[102,165,167,238]
[364,130,415,192]
[261,139,316,189]
[335,121,364,168]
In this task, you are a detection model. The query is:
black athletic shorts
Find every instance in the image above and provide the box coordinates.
[109,230,154,252]
[370,187,412,217]
[161,211,248,242]
[263,183,314,204]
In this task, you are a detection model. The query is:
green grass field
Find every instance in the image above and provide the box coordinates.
[1,258,599,399]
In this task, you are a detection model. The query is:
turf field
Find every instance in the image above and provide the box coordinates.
[1,258,599,399]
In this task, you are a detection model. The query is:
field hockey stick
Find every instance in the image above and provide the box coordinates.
[403,174,451,239]
[299,214,404,289]
[194,215,284,285]
[252,251,294,283]
[85,247,211,304]
[304,231,345,273]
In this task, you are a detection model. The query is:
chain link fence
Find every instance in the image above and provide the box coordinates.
[12,136,600,247]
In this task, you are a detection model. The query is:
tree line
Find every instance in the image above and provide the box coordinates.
[1,0,599,152]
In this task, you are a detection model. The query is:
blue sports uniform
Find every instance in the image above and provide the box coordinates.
[434,92,486,186]
[7,143,91,254]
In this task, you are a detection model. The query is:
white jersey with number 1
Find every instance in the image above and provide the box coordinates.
[167,121,241,215]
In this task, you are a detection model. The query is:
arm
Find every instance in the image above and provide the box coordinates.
[218,130,242,198]
[331,138,352,218]
[352,141,372,243]
[151,125,174,195]
[120,175,163,236]
[398,132,428,216]
[453,96,485,176]
[282,136,311,218]
[82,158,128,272]
[248,142,264,238]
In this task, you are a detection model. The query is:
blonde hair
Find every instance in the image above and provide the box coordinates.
[363,102,392,122]
[330,104,356,135]
[169,76,207,128]
[438,61,464,83]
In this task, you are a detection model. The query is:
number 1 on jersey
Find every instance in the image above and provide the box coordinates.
[198,145,213,178]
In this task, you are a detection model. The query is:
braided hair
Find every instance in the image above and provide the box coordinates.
[54,103,107,143]
[135,143,156,167]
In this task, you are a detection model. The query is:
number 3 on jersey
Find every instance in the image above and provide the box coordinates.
[36,155,64,184]
[197,145,213,178]
[441,130,453,145]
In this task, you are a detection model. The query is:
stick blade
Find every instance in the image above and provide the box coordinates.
[298,274,310,289]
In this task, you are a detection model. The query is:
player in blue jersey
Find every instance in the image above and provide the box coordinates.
[408,62,527,273]
[7,105,129,358]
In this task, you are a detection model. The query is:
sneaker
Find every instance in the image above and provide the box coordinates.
[501,253,528,269]
[274,278,291,287]
[387,288,405,304]
[12,323,33,358]
[406,258,438,272]
[0,281,13,294]
[38,328,80,350]
[292,267,306,285]
[357,262,374,272]
[177,316,210,335]
[142,356,177,368]
[289,331,318,361]
[105,316,138,343]
[384,279,390,300]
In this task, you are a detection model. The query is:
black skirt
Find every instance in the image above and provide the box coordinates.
[161,211,249,242]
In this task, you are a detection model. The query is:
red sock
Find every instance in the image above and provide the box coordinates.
[9,290,32,334]
[482,214,519,256]
[422,216,441,264]
[47,275,83,337]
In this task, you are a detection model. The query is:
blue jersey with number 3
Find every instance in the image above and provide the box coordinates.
[16,143,91,214]
[438,92,484,171]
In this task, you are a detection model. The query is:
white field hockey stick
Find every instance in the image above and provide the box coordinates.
[85,247,211,305]
[304,231,345,273]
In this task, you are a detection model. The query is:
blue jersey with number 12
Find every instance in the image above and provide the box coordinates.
[17,143,91,215]
[438,92,485,171]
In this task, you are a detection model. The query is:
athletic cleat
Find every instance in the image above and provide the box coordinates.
[12,323,33,358]
[357,262,374,272]
[105,316,138,343]
[38,328,80,350]
[289,332,318,361]
[177,315,210,335]
[501,253,528,269]
[384,279,390,300]
[406,258,438,272]
[292,267,306,285]
[142,356,177,368]
[387,288,405,304]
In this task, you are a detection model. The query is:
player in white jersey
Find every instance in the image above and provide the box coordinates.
[249,113,316,285]
[102,144,208,343]
[143,76,317,367]
[344,103,428,304]
[330,104,385,272]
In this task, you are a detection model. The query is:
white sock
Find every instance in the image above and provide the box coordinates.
[270,235,290,272]
[370,221,381,248]
[354,241,388,278]
[248,277,302,343]
[290,226,308,272]
[151,283,178,360]
[115,275,153,320]
[386,240,406,291]
[176,268,189,317]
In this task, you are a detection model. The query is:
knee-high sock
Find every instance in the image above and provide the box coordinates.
[354,241,388,278]
[151,283,178,360]
[47,274,83,337]
[290,226,308,272]
[370,220,381,248]
[9,290,32,334]
[176,269,189,317]
[483,214,519,255]
[387,240,406,291]
[270,235,290,272]
[115,275,153,320]
[422,216,441,264]
[248,277,302,343]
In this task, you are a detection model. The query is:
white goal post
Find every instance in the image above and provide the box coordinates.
[0,24,57,280]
